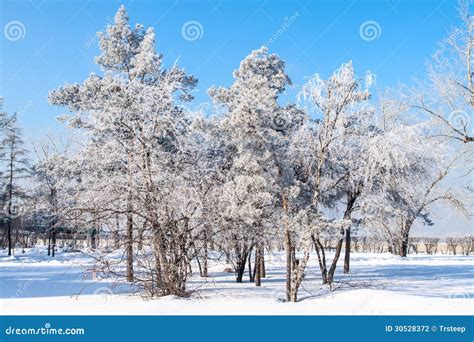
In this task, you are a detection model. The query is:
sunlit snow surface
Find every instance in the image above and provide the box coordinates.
[0,247,472,315]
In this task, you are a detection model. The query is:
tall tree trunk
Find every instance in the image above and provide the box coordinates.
[282,192,297,301]
[327,236,344,284]
[399,218,415,257]
[137,226,143,251]
[235,245,248,283]
[154,237,163,293]
[235,255,247,283]
[291,246,296,270]
[285,227,293,302]
[285,228,292,302]
[90,229,96,250]
[202,229,208,277]
[126,200,134,282]
[260,248,266,278]
[400,229,410,257]
[51,228,56,257]
[311,235,327,284]
[248,247,254,282]
[6,151,14,256]
[255,246,261,287]
[6,217,12,256]
[126,151,134,282]
[343,226,351,273]
[114,214,120,249]
[47,231,51,256]
[328,194,357,283]
[289,251,310,302]
[342,193,358,274]
[400,237,408,257]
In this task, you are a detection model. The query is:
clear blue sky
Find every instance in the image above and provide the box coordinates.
[0,0,460,139]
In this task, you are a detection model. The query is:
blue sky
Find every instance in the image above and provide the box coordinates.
[0,0,461,139]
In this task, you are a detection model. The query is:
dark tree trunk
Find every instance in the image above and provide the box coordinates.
[6,154,14,256]
[260,248,266,278]
[328,194,357,283]
[400,231,410,257]
[399,218,414,257]
[126,150,134,282]
[126,201,134,282]
[327,236,344,284]
[343,226,351,274]
[51,228,56,257]
[311,235,327,284]
[154,242,163,291]
[202,246,208,278]
[255,247,261,287]
[137,226,143,251]
[285,228,292,302]
[342,193,358,274]
[291,246,296,270]
[90,229,96,251]
[114,214,120,249]
[47,231,51,256]
[248,247,254,282]
[235,245,249,283]
[282,193,293,301]
[235,255,247,283]
[202,229,208,277]
[6,218,12,256]
[196,254,203,277]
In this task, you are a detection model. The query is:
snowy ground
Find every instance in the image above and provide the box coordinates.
[0,247,473,315]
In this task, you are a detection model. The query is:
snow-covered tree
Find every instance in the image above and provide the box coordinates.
[209,47,304,285]
[398,1,473,173]
[49,5,199,295]
[284,62,375,299]
[361,120,467,257]
[32,138,74,257]
[0,113,29,256]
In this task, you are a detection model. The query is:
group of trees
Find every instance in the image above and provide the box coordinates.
[1,4,472,302]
